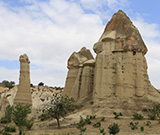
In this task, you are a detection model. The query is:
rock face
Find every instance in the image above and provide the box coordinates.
[14,54,32,105]
[63,47,95,103]
[63,10,160,105]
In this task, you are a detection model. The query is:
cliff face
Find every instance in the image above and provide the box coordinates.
[63,47,95,103]
[63,10,160,105]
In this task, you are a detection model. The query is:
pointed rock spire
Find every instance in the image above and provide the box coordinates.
[93,10,148,55]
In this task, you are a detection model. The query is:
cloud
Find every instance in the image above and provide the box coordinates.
[133,16,160,89]
[0,0,160,89]
[0,0,104,86]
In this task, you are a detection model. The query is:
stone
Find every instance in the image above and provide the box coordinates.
[63,10,160,106]
[14,54,32,105]
[93,10,147,55]
[93,10,159,101]
[63,47,95,103]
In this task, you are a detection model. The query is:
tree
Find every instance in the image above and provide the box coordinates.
[46,94,77,129]
[38,82,44,86]
[2,80,15,89]
[12,104,31,135]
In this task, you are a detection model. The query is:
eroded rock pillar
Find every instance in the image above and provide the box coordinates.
[14,54,32,105]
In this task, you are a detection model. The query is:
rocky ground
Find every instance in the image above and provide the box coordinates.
[1,86,160,134]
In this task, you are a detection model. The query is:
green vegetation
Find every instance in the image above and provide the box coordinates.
[76,116,87,135]
[101,117,105,121]
[5,105,13,123]
[99,128,106,135]
[133,113,143,120]
[148,104,160,120]
[45,94,77,129]
[85,116,91,124]
[113,112,122,119]
[145,121,151,126]
[38,82,44,86]
[93,122,101,128]
[108,123,120,135]
[2,80,15,89]
[12,104,31,135]
[140,126,144,131]
[4,126,16,132]
[0,117,9,124]
[129,122,139,130]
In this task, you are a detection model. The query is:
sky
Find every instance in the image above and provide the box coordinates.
[0,0,160,88]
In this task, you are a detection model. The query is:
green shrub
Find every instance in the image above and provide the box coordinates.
[148,104,160,120]
[76,116,87,135]
[129,122,139,130]
[99,128,106,135]
[2,132,12,135]
[145,121,151,126]
[2,80,15,89]
[38,82,44,86]
[108,123,120,135]
[39,113,50,121]
[93,122,101,128]
[113,112,122,119]
[25,120,33,130]
[5,105,13,123]
[5,126,16,132]
[0,117,9,124]
[85,116,91,124]
[133,113,143,120]
[101,117,105,121]
[140,126,144,131]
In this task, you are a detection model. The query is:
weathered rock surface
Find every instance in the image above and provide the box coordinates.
[93,10,147,55]
[63,10,160,105]
[93,10,159,101]
[14,54,32,105]
[63,47,95,103]
[0,85,62,118]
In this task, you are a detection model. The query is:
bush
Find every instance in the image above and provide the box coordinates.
[38,82,44,86]
[108,123,120,135]
[5,126,16,132]
[85,116,91,124]
[25,120,33,130]
[39,113,50,121]
[140,126,144,131]
[133,113,143,120]
[101,117,105,121]
[113,112,122,119]
[93,122,101,128]
[129,122,139,130]
[0,117,9,124]
[145,121,151,126]
[76,116,87,135]
[148,104,160,120]
[5,105,13,123]
[2,132,12,135]
[2,80,15,89]
[99,128,106,135]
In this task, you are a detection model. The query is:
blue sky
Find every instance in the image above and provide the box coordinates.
[0,0,160,88]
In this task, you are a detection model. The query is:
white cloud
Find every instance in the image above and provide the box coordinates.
[0,0,104,86]
[133,17,160,89]
[0,0,160,89]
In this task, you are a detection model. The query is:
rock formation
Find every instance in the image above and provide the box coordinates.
[63,10,160,105]
[63,47,95,103]
[14,54,32,105]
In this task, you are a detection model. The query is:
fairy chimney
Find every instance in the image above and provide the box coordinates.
[14,54,32,105]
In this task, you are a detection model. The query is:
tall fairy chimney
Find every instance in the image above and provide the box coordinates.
[14,54,32,105]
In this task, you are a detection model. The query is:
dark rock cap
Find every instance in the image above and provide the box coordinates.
[93,10,148,55]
